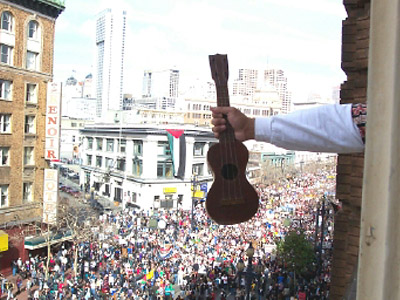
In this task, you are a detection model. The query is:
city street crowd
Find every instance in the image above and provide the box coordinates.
[0,167,335,300]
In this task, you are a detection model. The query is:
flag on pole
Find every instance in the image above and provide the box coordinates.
[166,129,186,179]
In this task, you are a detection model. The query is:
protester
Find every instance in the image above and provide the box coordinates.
[1,164,335,299]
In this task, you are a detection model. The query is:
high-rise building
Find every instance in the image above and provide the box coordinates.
[264,69,292,114]
[142,69,179,98]
[95,8,126,118]
[0,0,64,274]
[232,69,258,96]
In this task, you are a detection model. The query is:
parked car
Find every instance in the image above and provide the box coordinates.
[70,173,79,180]
[60,186,72,193]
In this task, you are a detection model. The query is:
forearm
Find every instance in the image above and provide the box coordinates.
[254,104,365,153]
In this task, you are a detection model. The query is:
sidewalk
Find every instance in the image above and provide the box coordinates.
[1,274,36,300]
[59,175,121,212]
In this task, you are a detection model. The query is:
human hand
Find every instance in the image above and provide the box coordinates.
[210,107,255,142]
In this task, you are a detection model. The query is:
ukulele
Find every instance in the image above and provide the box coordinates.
[206,54,259,225]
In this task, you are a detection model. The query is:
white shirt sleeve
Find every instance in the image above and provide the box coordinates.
[254,104,365,153]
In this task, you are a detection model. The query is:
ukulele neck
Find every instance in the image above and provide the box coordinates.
[216,84,235,142]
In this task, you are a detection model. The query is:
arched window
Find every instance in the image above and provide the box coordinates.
[1,11,13,32]
[28,20,39,39]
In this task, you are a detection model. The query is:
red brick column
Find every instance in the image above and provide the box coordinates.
[329,0,370,299]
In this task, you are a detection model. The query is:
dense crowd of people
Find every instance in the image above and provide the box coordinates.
[0,166,336,300]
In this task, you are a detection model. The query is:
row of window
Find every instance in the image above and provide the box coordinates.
[190,103,211,111]
[186,106,273,119]
[0,146,35,166]
[86,137,207,158]
[1,12,40,39]
[0,183,33,208]
[86,137,140,154]
[1,44,39,69]
[0,114,36,134]
[0,80,37,103]
[85,140,209,178]
[1,11,41,70]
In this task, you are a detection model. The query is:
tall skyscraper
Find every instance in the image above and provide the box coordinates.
[232,69,258,96]
[95,8,127,118]
[264,69,292,114]
[142,69,179,98]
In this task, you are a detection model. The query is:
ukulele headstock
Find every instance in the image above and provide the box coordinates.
[209,54,229,86]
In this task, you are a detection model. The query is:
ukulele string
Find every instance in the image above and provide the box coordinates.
[225,88,243,202]
[222,85,237,205]
[219,85,232,205]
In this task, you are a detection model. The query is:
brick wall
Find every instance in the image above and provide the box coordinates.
[330,0,370,299]
[0,4,55,223]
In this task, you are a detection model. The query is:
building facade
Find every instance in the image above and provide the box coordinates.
[95,8,126,118]
[80,124,215,211]
[183,88,281,127]
[0,0,64,274]
[142,69,179,99]
[264,69,292,114]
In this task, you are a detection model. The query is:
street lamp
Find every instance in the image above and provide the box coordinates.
[191,175,198,231]
[236,243,264,300]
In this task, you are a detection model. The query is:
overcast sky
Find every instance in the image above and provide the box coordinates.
[53,0,347,101]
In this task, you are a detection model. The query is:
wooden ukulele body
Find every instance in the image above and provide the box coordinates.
[206,140,259,225]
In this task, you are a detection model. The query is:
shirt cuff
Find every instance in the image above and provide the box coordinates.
[254,117,272,143]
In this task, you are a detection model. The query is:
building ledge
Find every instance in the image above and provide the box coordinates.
[6,0,65,18]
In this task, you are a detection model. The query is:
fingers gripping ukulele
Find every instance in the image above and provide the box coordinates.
[206,54,259,225]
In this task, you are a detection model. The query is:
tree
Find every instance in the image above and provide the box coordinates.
[57,197,98,277]
[275,229,316,277]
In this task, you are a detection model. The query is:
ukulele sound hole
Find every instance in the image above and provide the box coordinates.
[221,164,238,180]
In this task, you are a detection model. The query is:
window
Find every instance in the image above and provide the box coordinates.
[0,185,8,208]
[106,139,114,152]
[96,156,102,167]
[96,138,103,150]
[26,83,37,103]
[87,154,92,166]
[193,142,205,156]
[28,20,38,39]
[26,51,38,70]
[25,115,35,134]
[104,184,110,196]
[1,11,14,32]
[0,147,9,166]
[23,182,33,203]
[116,158,125,171]
[118,139,126,153]
[0,80,12,100]
[157,161,173,178]
[24,147,34,165]
[0,114,11,133]
[114,187,122,202]
[157,141,173,178]
[1,11,13,32]
[132,158,142,176]
[157,141,171,156]
[105,157,113,168]
[0,44,13,64]
[132,192,137,203]
[87,137,93,150]
[133,140,142,156]
[192,163,204,176]
[71,122,77,127]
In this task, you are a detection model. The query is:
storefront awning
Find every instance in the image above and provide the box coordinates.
[0,230,8,252]
[24,231,73,250]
